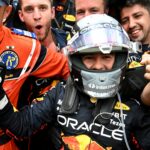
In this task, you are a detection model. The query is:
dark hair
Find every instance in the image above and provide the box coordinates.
[119,0,150,13]
[108,0,150,21]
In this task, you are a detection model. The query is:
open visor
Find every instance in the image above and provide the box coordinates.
[68,23,131,54]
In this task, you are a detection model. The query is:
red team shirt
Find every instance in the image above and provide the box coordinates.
[0,26,69,150]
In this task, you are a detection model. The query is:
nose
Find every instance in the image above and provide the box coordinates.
[84,11,91,18]
[93,63,105,70]
[128,18,136,29]
[33,9,41,20]
[92,57,105,70]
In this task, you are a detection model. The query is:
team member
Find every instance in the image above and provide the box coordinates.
[75,0,109,21]
[120,0,150,45]
[17,0,67,50]
[119,0,150,105]
[0,14,150,150]
[0,0,69,150]
[12,1,70,149]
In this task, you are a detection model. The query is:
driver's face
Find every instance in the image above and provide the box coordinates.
[82,53,115,70]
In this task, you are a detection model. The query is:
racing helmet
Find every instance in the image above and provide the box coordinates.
[0,0,10,6]
[67,14,131,99]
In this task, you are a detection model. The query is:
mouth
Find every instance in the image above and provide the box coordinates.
[35,25,43,31]
[131,30,139,34]
[129,28,141,38]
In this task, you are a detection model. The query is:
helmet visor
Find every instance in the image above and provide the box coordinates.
[68,23,131,54]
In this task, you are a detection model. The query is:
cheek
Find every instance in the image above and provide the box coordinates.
[21,15,31,23]
[44,18,51,28]
[109,59,115,69]
[98,7,105,14]
[99,10,104,14]
[83,60,93,69]
[23,17,34,29]
[106,59,115,70]
[85,64,92,69]
[45,15,52,23]
[142,18,150,30]
[122,24,129,32]
[76,15,83,21]
[109,63,114,70]
[24,18,33,25]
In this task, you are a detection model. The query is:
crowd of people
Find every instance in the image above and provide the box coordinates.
[0,0,150,150]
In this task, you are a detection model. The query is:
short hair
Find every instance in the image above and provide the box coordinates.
[75,0,109,10]
[119,0,150,13]
[18,0,53,9]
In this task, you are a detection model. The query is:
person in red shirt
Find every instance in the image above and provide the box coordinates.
[0,0,69,150]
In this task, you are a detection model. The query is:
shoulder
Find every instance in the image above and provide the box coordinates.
[11,28,37,40]
[46,80,66,91]
[10,28,41,50]
[120,97,141,112]
[42,81,66,107]
[53,81,66,92]
[47,81,66,96]
[51,28,67,49]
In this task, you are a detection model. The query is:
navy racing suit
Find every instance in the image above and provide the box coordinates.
[0,81,150,150]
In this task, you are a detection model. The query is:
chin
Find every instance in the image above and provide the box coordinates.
[37,37,42,41]
[131,36,142,42]
[133,33,145,41]
[39,37,46,42]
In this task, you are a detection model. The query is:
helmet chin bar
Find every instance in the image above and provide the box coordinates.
[81,69,122,99]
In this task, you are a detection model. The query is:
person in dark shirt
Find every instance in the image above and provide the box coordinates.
[118,0,150,106]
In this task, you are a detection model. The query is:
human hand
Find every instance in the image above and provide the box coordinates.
[140,52,150,80]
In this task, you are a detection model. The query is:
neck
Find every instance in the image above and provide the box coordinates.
[142,34,150,45]
[41,32,57,51]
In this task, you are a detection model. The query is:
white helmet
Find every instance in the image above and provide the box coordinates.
[67,14,131,99]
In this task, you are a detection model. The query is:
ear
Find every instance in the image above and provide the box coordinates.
[18,10,25,22]
[51,6,55,20]
[3,5,12,21]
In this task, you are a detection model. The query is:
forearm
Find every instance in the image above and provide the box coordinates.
[0,94,48,137]
[0,62,39,137]
[0,95,33,137]
[0,90,56,137]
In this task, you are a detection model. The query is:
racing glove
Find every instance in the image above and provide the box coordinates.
[121,66,148,101]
